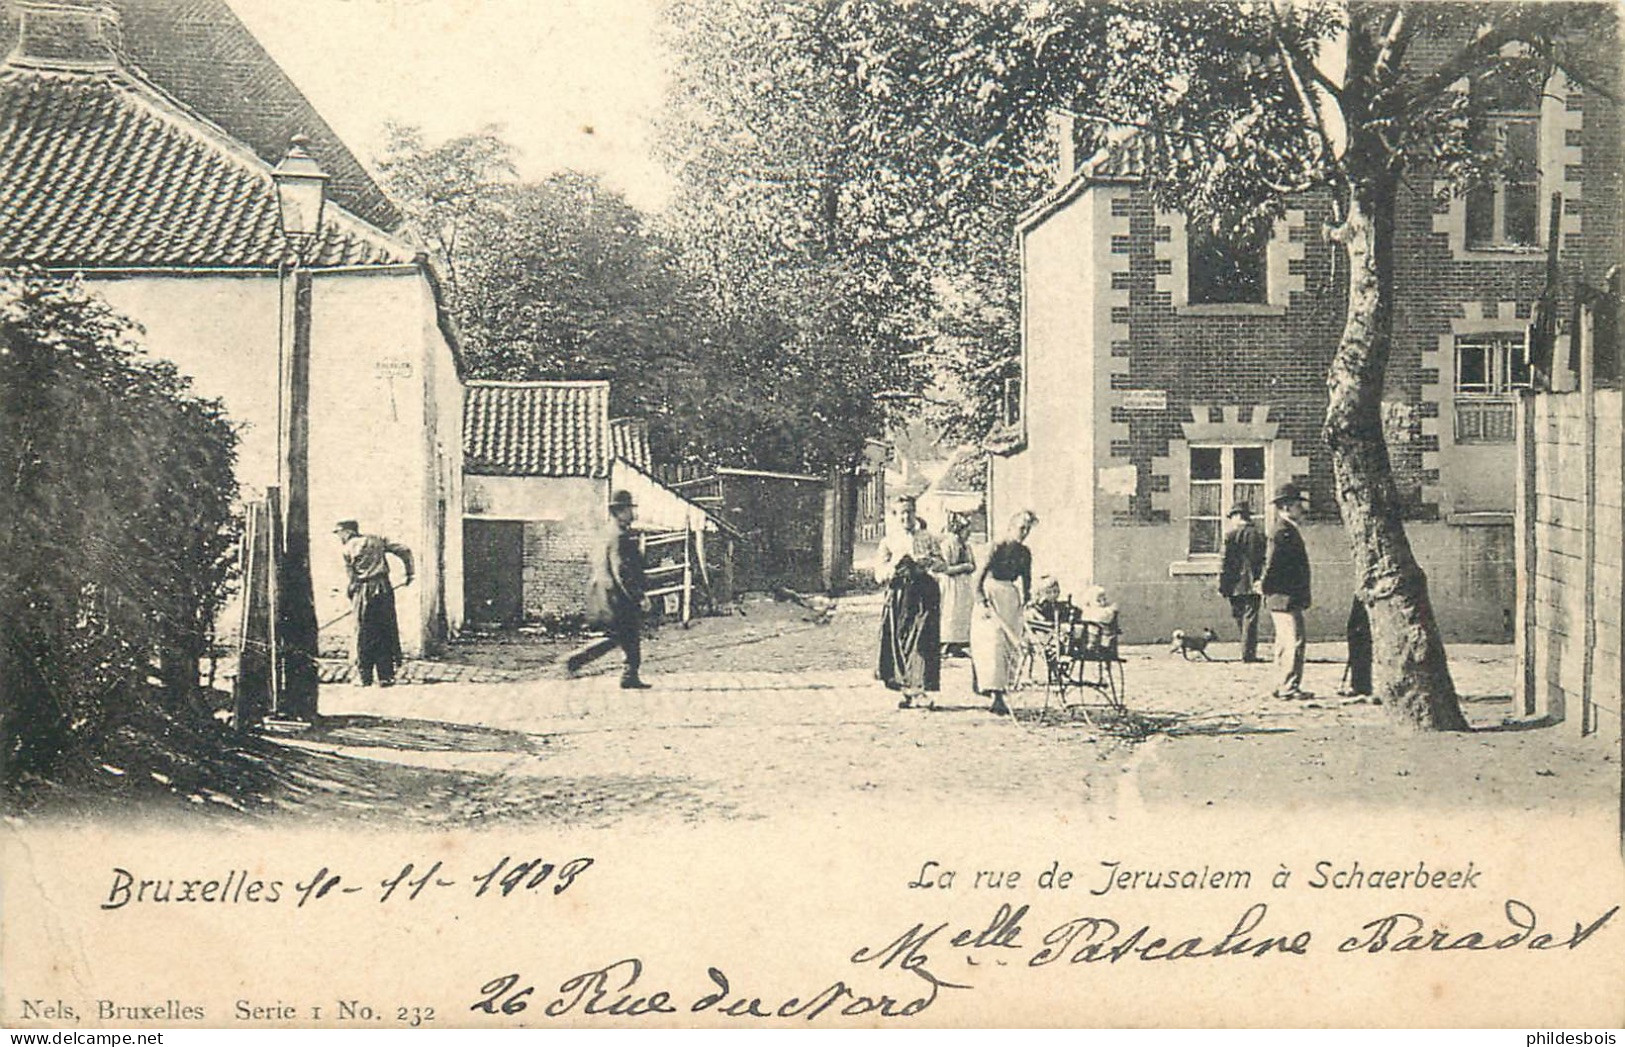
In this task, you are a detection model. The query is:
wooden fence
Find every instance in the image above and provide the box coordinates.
[1516,380,1621,743]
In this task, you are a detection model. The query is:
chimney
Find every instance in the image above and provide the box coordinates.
[7,1,122,70]
[1048,110,1077,186]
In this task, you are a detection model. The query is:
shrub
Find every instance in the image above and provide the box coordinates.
[1,268,239,786]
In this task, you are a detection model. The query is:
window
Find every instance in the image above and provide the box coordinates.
[1188,444,1268,555]
[1465,73,1541,249]
[1454,334,1528,443]
[1003,375,1022,426]
[1188,226,1268,305]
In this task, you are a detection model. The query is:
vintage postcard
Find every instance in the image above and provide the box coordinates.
[2,0,1622,1030]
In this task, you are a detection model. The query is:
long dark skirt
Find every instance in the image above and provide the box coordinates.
[878,559,941,695]
[1346,596,1372,695]
[353,581,403,681]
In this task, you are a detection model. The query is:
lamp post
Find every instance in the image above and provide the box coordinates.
[270,134,328,723]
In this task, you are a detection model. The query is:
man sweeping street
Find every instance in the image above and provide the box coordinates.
[334,520,413,687]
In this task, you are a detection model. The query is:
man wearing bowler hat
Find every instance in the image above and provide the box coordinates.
[1217,501,1267,662]
[565,489,650,688]
[334,519,413,687]
[1260,482,1313,699]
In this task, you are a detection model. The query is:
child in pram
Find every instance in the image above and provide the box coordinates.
[1022,579,1120,686]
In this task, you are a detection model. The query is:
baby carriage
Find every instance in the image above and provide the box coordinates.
[1021,591,1126,713]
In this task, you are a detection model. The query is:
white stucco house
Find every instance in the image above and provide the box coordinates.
[0,0,465,655]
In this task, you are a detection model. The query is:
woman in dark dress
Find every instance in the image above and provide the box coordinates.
[875,498,943,709]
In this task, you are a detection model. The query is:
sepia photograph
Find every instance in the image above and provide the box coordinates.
[1,0,1622,1030]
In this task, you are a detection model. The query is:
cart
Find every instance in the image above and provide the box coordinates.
[1021,601,1126,716]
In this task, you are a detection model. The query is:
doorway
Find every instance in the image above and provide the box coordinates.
[464,519,524,625]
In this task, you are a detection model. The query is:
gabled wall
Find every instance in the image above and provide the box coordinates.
[87,267,458,658]
[1005,185,1115,592]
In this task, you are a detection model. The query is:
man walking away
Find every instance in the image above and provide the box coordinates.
[335,520,413,687]
[565,489,650,689]
[1260,483,1312,699]
[1217,503,1267,662]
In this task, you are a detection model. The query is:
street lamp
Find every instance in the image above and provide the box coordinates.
[273,134,329,248]
[268,134,328,724]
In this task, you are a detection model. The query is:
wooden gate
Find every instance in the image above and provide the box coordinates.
[640,527,696,623]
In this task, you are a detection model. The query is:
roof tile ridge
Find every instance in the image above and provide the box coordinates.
[72,64,412,266]
[465,378,612,388]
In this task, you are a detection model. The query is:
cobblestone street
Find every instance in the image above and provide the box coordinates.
[249,594,1623,828]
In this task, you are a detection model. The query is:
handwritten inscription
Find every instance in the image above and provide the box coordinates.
[1340,901,1618,953]
[858,899,1617,970]
[98,855,594,910]
[471,956,963,1023]
[452,899,1615,1025]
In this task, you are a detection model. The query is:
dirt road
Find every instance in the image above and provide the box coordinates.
[229,594,1619,828]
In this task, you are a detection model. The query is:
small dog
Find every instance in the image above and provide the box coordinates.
[1169,627,1219,660]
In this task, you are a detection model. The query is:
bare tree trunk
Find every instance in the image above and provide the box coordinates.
[1324,181,1468,731]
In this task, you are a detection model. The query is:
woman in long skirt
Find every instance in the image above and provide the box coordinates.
[970,509,1038,715]
[875,499,942,709]
[934,513,976,657]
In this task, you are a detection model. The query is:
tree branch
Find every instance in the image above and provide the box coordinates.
[1370,6,1409,83]
[1542,47,1623,104]
[1395,8,1552,115]
[1269,5,1349,213]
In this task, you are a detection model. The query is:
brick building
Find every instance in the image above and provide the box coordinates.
[989,59,1620,645]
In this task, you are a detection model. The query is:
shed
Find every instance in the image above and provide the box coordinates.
[461,380,717,623]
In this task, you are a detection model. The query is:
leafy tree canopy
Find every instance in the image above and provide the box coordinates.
[1,268,240,781]
[379,122,919,471]
[655,0,1063,445]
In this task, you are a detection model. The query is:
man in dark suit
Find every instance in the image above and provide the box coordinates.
[565,489,650,688]
[1217,503,1267,662]
[1260,482,1312,699]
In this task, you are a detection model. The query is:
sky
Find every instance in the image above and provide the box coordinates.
[225,0,675,212]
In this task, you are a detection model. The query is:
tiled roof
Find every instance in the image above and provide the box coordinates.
[932,446,987,494]
[610,417,651,471]
[0,0,402,232]
[1084,133,1154,180]
[1017,130,1155,235]
[0,66,411,268]
[463,381,614,478]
